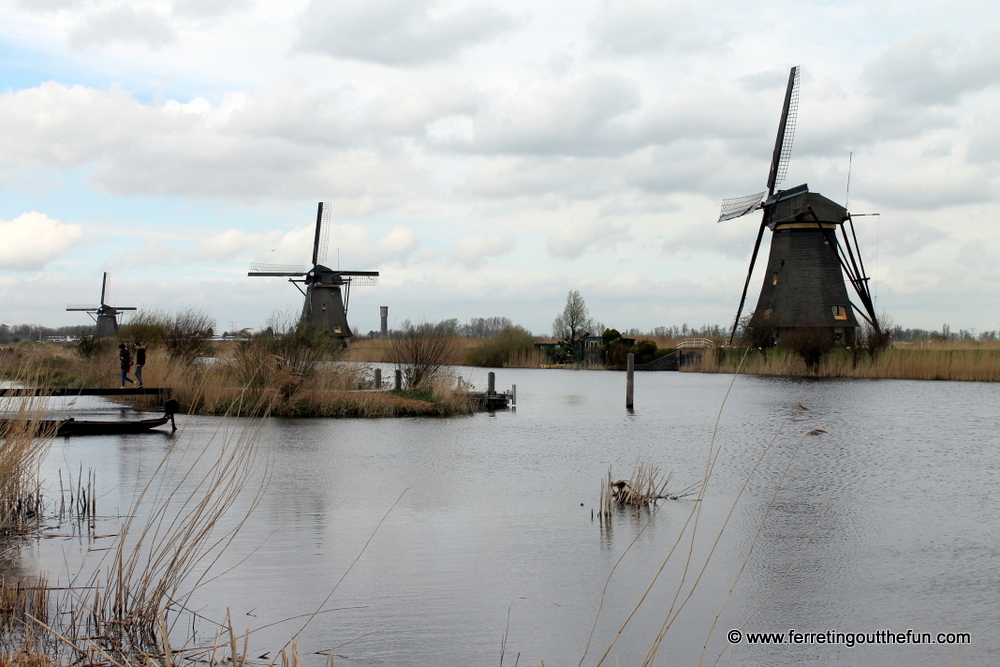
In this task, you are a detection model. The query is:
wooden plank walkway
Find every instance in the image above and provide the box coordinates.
[0,387,171,398]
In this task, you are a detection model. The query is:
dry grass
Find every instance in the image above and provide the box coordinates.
[692,345,1000,381]
[599,460,698,518]
[0,392,272,667]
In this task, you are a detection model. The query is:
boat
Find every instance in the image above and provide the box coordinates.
[0,417,172,437]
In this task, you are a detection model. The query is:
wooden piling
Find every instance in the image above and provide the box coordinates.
[374,368,382,389]
[488,371,496,396]
[626,353,634,409]
[394,369,402,391]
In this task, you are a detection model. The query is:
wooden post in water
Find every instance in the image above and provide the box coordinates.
[487,371,496,396]
[512,384,516,407]
[626,353,634,410]
[395,369,402,391]
[375,368,382,389]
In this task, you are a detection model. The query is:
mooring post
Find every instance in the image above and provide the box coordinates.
[374,368,382,389]
[487,371,496,396]
[395,369,402,391]
[512,384,516,407]
[626,353,635,410]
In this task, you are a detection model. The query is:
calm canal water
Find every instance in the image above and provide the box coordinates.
[23,369,1000,666]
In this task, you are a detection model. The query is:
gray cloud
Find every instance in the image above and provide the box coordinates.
[589,0,726,56]
[295,0,519,65]
[863,28,1000,106]
[172,0,253,19]
[69,6,175,49]
[445,74,642,157]
[546,219,630,259]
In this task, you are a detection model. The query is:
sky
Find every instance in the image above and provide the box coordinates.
[1,0,999,336]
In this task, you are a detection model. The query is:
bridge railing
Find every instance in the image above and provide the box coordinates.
[676,337,715,349]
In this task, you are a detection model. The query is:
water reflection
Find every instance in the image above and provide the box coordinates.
[16,370,999,665]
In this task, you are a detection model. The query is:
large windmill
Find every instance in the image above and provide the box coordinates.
[718,66,878,347]
[66,273,137,338]
[248,202,379,339]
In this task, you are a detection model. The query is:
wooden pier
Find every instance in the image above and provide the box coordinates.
[0,387,172,398]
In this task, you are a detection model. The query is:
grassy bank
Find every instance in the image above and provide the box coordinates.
[0,343,473,418]
[692,345,1000,381]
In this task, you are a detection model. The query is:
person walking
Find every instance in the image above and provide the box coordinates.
[134,341,147,388]
[118,343,135,388]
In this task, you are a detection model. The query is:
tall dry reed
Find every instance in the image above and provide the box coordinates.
[693,345,1000,381]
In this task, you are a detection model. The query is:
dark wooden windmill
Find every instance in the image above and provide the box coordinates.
[719,66,879,347]
[66,272,137,338]
[248,202,378,339]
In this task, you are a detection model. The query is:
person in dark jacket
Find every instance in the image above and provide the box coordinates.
[118,343,135,388]
[134,342,147,388]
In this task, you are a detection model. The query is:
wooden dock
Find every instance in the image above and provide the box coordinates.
[0,387,171,398]
[469,389,514,411]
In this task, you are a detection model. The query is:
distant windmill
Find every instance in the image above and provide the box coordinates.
[66,272,137,338]
[248,202,379,339]
[718,66,878,347]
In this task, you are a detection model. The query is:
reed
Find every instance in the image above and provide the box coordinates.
[693,345,1000,381]
[599,460,698,518]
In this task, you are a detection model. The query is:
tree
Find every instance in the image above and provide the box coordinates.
[389,320,461,388]
[552,290,592,348]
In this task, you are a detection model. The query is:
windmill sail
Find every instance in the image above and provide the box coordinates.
[249,202,378,339]
[67,273,136,337]
[767,65,800,197]
[312,202,332,266]
[718,191,766,222]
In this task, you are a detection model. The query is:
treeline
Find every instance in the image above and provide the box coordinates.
[380,316,523,339]
[0,323,92,343]
[887,324,999,343]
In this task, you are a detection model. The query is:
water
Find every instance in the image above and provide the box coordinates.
[21,369,1000,665]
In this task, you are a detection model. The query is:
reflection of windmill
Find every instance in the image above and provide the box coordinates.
[719,66,878,347]
[66,272,137,338]
[248,203,379,339]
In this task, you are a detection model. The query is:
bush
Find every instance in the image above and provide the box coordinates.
[389,321,462,388]
[465,326,536,367]
[164,309,215,362]
[783,327,834,372]
[234,321,343,392]
[118,310,171,348]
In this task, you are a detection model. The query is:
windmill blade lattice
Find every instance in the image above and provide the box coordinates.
[718,191,766,222]
[312,202,333,266]
[767,65,800,195]
[248,263,309,276]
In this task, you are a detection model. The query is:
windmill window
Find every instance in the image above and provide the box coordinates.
[832,305,848,320]
[772,273,779,285]
[763,309,772,319]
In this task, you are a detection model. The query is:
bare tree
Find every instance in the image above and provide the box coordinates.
[389,321,461,389]
[552,290,592,347]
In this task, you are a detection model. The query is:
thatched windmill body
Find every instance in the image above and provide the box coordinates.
[248,203,378,339]
[719,66,878,347]
[66,273,137,338]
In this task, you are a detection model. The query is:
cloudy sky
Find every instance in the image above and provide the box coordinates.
[1,0,998,336]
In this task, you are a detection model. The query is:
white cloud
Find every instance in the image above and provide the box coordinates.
[189,229,280,262]
[69,6,175,49]
[451,234,515,268]
[863,28,1000,106]
[546,218,630,259]
[0,212,85,271]
[295,0,519,65]
[588,0,726,56]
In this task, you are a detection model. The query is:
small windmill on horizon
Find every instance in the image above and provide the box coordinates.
[718,65,879,348]
[66,272,137,338]
[248,202,379,339]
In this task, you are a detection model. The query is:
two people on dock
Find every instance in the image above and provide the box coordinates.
[118,342,146,388]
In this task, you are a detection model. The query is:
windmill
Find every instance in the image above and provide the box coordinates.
[66,273,137,338]
[248,202,379,339]
[718,66,878,347]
